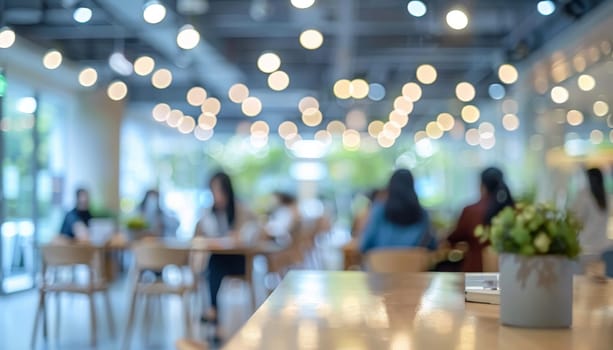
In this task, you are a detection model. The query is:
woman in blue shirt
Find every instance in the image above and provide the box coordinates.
[360,169,437,253]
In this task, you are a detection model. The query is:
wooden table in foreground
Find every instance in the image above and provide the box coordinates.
[223,271,613,350]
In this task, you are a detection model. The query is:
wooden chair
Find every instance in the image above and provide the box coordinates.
[482,247,499,272]
[365,247,431,273]
[31,243,115,348]
[175,338,209,350]
[123,243,195,350]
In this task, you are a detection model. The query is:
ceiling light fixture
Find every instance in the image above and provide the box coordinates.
[291,0,315,9]
[78,67,98,87]
[446,9,468,30]
[0,27,16,49]
[537,1,555,16]
[143,1,167,24]
[134,56,155,76]
[73,7,93,23]
[299,29,324,50]
[43,50,63,70]
[177,24,200,50]
[109,52,133,76]
[407,1,427,17]
[257,52,281,73]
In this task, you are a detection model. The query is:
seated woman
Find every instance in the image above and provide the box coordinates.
[447,167,514,272]
[265,190,301,244]
[359,169,437,254]
[194,171,254,324]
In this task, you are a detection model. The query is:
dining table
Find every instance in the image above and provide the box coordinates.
[222,270,613,350]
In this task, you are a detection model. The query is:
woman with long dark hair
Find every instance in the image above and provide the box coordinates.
[571,168,610,270]
[447,167,514,272]
[359,169,437,253]
[194,171,255,324]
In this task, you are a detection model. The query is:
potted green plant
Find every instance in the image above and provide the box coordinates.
[476,203,581,328]
[125,216,150,240]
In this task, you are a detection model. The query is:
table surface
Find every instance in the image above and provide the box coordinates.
[223,271,613,350]
[103,236,284,255]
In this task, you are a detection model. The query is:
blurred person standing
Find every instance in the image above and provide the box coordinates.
[137,189,179,238]
[359,169,436,254]
[58,188,92,242]
[194,171,256,323]
[571,168,611,272]
[447,167,514,272]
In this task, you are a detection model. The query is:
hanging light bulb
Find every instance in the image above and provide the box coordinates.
[177,24,200,50]
[143,1,167,24]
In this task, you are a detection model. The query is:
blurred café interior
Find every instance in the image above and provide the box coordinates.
[1,0,613,349]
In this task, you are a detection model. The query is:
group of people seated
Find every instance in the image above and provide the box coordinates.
[354,166,612,274]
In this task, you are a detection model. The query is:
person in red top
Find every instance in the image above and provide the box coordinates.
[447,167,514,272]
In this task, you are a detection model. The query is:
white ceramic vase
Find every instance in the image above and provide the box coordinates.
[499,253,573,328]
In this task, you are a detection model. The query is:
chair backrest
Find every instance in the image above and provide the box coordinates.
[366,248,430,273]
[602,250,613,278]
[482,247,499,272]
[41,244,98,267]
[133,243,191,271]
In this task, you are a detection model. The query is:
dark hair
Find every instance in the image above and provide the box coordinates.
[481,167,515,225]
[210,171,236,226]
[275,191,296,205]
[384,169,424,226]
[139,189,161,213]
[76,188,88,200]
[586,168,607,211]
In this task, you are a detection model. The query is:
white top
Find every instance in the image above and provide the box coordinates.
[571,188,611,255]
[266,207,295,238]
[198,208,230,237]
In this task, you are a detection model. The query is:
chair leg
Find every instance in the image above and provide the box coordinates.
[55,292,61,341]
[182,293,192,339]
[42,292,48,343]
[88,293,97,347]
[143,295,151,346]
[103,290,115,338]
[31,291,45,349]
[122,289,138,350]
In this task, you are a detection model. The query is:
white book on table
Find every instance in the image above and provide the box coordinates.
[465,273,500,305]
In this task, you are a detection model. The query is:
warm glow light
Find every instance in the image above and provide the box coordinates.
[152,103,171,122]
[502,114,520,131]
[241,96,262,117]
[577,74,596,91]
[333,79,351,99]
[299,29,323,50]
[480,136,496,150]
[498,64,518,84]
[407,1,427,17]
[368,120,385,137]
[455,82,475,102]
[346,109,367,130]
[436,113,455,131]
[550,86,569,104]
[377,133,395,148]
[250,120,270,136]
[383,122,401,139]
[426,121,443,139]
[78,67,98,87]
[278,121,298,139]
[566,110,583,126]
[461,105,480,123]
[73,7,93,23]
[315,130,332,145]
[402,82,422,102]
[228,83,249,103]
[268,70,290,91]
[177,24,200,50]
[194,127,214,141]
[302,108,323,127]
[573,54,586,73]
[178,116,196,134]
[479,122,495,139]
[257,52,281,73]
[299,96,319,113]
[389,111,408,128]
[167,109,183,127]
[465,128,480,146]
[416,64,437,85]
[201,97,221,115]
[593,101,609,117]
[151,69,173,89]
[198,112,217,130]
[107,81,128,101]
[394,96,414,115]
[414,131,428,143]
[0,27,16,49]
[350,79,369,99]
[134,56,155,76]
[327,120,346,134]
[446,9,468,30]
[43,50,62,70]
[143,1,167,24]
[186,87,207,106]
[291,0,315,9]
[590,130,604,144]
[342,129,361,150]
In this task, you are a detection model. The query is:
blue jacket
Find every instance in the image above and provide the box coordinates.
[359,203,437,253]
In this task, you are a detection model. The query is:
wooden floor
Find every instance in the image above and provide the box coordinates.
[0,235,345,350]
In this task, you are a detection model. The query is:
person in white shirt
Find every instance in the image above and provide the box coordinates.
[265,191,301,244]
[571,168,611,272]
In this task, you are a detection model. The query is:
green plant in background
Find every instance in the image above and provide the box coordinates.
[475,203,581,258]
[125,216,149,230]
